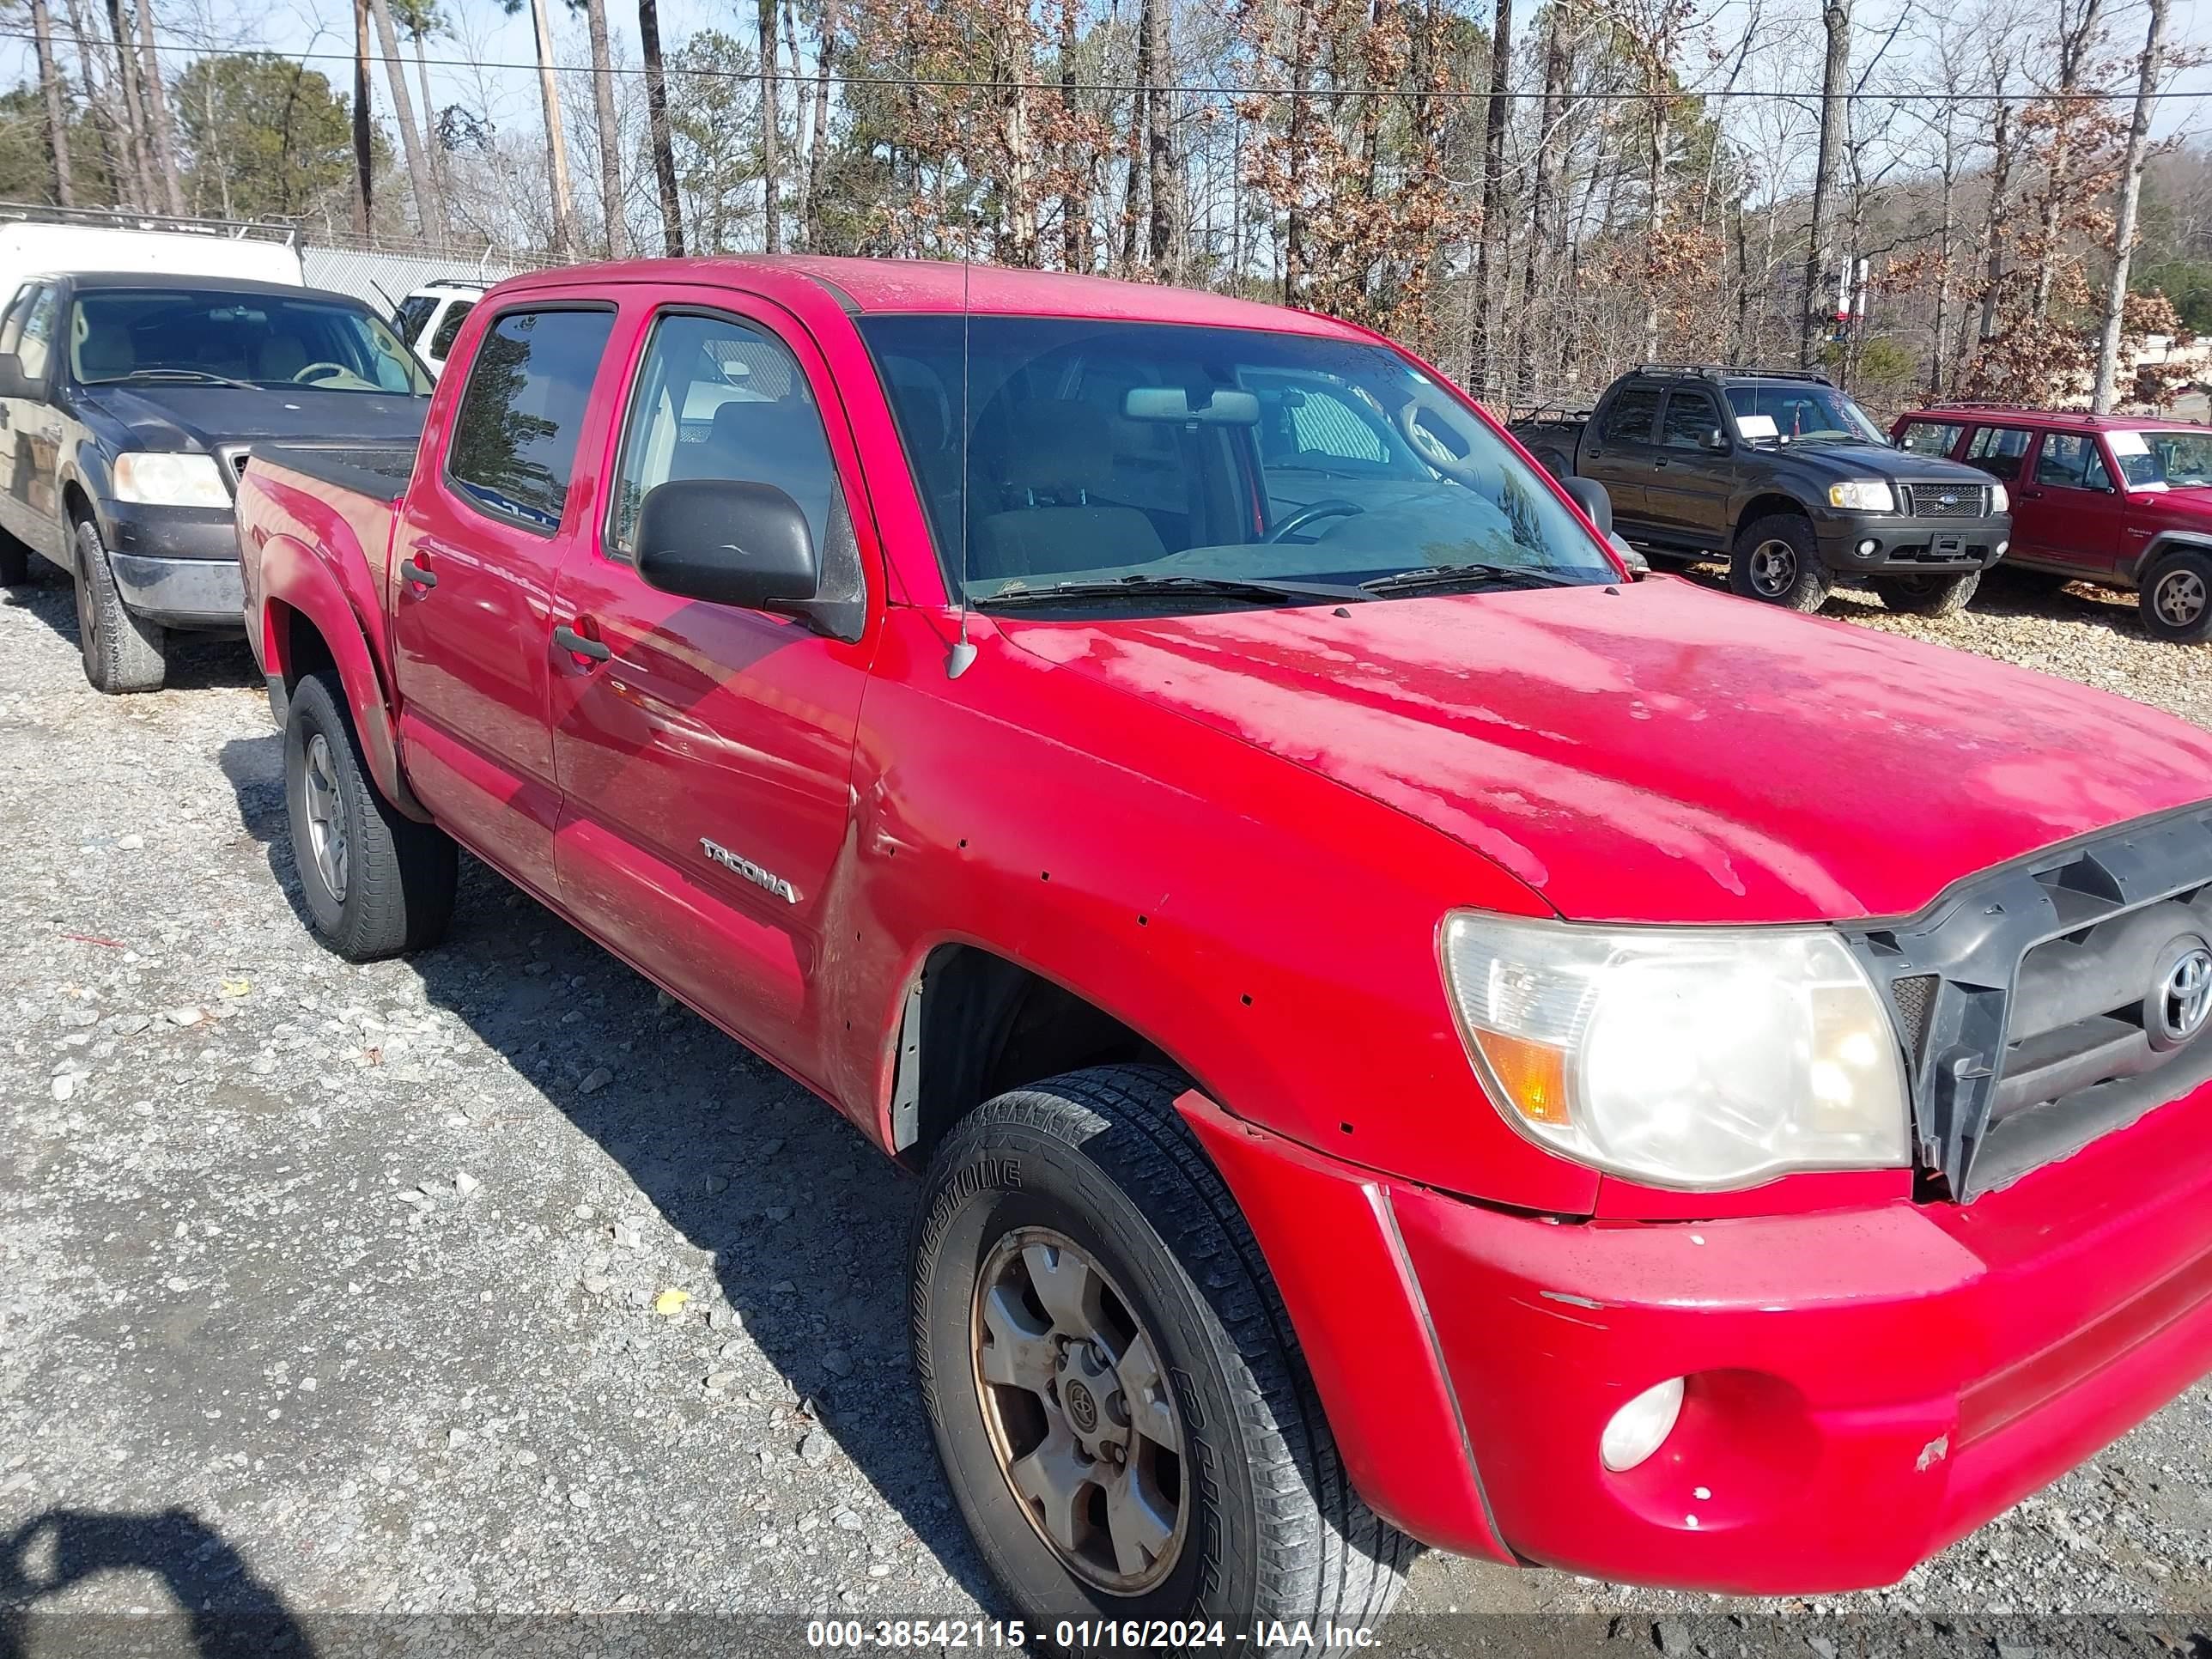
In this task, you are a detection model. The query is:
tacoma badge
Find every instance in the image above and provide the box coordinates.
[699,837,799,904]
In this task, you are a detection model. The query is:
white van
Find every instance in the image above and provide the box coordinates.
[391,279,489,379]
[0,221,304,314]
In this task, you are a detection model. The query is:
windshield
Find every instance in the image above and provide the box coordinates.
[857,315,1617,611]
[1724,382,1887,445]
[70,289,431,395]
[2108,428,2212,490]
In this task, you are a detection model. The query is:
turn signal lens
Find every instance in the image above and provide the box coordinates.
[1601,1376,1686,1472]
[1469,1030,1571,1126]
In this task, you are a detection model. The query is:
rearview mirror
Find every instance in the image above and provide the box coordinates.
[1559,474,1613,538]
[1123,386,1261,425]
[635,478,817,611]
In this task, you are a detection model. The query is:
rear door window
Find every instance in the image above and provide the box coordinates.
[1599,386,1661,444]
[444,306,617,533]
[1897,420,1964,458]
[1964,425,2033,483]
[428,301,474,362]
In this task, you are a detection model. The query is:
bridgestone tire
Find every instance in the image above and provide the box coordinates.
[1729,512,1831,612]
[73,518,166,693]
[283,669,457,959]
[911,1066,1413,1650]
[1871,568,1981,617]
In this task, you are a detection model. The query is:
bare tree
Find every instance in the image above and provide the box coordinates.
[1059,0,1089,270]
[2091,0,2168,410]
[506,0,576,257]
[1799,0,1850,364]
[394,0,454,242]
[1146,0,1180,277]
[352,0,374,234]
[102,0,159,207]
[2029,0,2105,320]
[134,0,189,214]
[759,0,782,252]
[28,0,74,205]
[576,0,626,255]
[1468,0,1511,396]
[369,0,439,239]
[638,0,685,254]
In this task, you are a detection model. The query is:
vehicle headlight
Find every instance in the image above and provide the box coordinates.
[1989,482,2009,514]
[1440,914,1910,1190]
[1826,479,1896,512]
[112,451,229,509]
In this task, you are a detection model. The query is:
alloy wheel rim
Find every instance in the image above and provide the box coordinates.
[970,1228,1188,1595]
[1750,539,1798,596]
[2154,568,2206,628]
[301,733,349,902]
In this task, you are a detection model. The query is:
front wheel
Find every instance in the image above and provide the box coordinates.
[911,1066,1411,1643]
[2140,550,2212,644]
[284,669,457,959]
[1871,568,1981,617]
[1729,514,1831,611]
[72,518,166,693]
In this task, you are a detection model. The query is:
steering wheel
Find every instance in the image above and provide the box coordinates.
[1267,498,1364,544]
[292,362,353,385]
[1398,403,1469,476]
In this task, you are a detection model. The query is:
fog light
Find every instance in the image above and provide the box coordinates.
[1855,538,1878,556]
[1995,539,2008,555]
[1601,1376,1685,1472]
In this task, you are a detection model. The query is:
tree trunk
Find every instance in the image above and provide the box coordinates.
[1799,0,1850,364]
[1059,0,1088,272]
[368,0,435,239]
[785,0,811,242]
[758,0,781,252]
[104,0,158,208]
[529,0,574,258]
[1469,0,1511,398]
[1283,0,1312,301]
[411,40,450,247]
[1145,0,1179,280]
[1642,98,1666,360]
[135,0,188,215]
[1121,0,1152,276]
[29,0,74,206]
[805,0,837,252]
[68,0,126,204]
[639,0,685,256]
[2091,0,2167,412]
[1976,91,2014,343]
[352,0,374,235]
[2031,0,2103,321]
[577,0,624,256]
[1513,0,1568,402]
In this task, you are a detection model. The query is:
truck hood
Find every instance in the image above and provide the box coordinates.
[1000,576,2212,925]
[76,383,429,454]
[1747,438,1987,484]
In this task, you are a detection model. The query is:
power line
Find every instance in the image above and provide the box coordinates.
[5,25,2204,104]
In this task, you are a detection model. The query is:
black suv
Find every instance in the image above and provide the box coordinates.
[1510,366,2011,614]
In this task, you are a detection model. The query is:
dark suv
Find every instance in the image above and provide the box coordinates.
[1512,366,2012,614]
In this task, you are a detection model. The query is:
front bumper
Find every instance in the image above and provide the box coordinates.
[1815,509,2010,576]
[1181,1073,2212,1595]
[99,501,245,629]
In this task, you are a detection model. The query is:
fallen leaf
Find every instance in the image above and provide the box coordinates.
[653,1288,692,1318]
[220,978,252,998]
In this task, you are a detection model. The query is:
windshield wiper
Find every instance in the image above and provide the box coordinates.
[116,368,259,390]
[975,574,1374,610]
[1360,562,1583,595]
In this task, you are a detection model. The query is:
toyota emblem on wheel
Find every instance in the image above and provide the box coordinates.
[2160,945,2212,1045]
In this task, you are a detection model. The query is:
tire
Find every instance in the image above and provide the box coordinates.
[2138,549,2212,644]
[911,1066,1412,1649]
[1871,568,1981,617]
[1729,513,1831,611]
[283,669,457,959]
[72,518,166,693]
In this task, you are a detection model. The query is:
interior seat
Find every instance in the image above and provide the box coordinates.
[973,401,1164,580]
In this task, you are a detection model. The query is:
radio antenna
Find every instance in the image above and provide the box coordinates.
[945,251,978,680]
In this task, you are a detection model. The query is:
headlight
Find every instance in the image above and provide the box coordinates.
[112,452,229,509]
[1440,914,1910,1190]
[1826,479,1896,512]
[1989,482,2009,514]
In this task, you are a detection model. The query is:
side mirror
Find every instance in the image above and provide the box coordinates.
[1560,474,1613,538]
[0,355,34,400]
[1608,532,1651,580]
[635,478,817,611]
[1702,427,1730,453]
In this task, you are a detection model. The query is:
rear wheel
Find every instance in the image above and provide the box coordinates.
[911,1066,1411,1644]
[1871,568,1980,617]
[284,669,457,958]
[72,518,166,694]
[2140,550,2212,644]
[1729,513,1830,612]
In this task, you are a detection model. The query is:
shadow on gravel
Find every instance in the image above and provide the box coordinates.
[215,734,1005,1616]
[0,1506,313,1657]
[3,574,262,693]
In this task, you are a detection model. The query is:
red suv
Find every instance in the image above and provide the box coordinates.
[1891,405,2212,642]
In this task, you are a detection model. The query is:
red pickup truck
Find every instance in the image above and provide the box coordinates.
[234,258,2212,1638]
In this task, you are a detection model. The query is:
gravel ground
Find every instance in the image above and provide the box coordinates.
[1,566,2209,1657]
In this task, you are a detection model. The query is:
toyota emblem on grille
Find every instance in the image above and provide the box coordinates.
[2160,945,2212,1045]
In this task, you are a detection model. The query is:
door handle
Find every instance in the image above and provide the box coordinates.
[553,623,611,661]
[1651,457,1670,469]
[399,557,438,588]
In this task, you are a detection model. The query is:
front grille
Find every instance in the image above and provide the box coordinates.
[1897,482,1988,519]
[216,445,252,492]
[1845,805,2212,1200]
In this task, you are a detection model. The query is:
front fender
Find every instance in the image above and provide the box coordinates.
[2130,529,2212,586]
[258,532,426,820]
